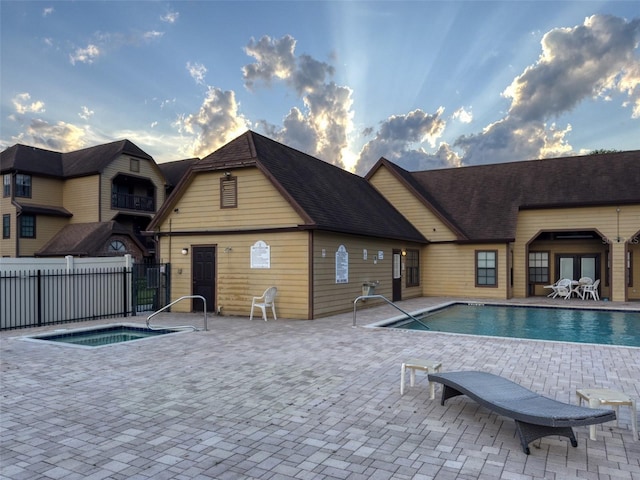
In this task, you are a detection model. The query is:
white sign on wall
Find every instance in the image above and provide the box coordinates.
[251,240,270,269]
[335,244,349,283]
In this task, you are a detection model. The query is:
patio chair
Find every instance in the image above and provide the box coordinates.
[544,279,561,297]
[550,278,572,299]
[582,279,600,301]
[250,286,278,321]
[573,277,593,299]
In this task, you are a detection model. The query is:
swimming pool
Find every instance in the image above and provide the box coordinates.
[377,303,640,347]
[25,324,184,348]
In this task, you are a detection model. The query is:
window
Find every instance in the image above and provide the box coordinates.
[109,240,126,253]
[130,158,140,172]
[3,174,10,197]
[15,174,31,197]
[476,250,497,286]
[19,215,35,238]
[528,251,549,284]
[2,214,9,239]
[405,249,420,287]
[220,176,237,208]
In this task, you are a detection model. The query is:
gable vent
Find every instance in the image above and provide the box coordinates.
[220,176,237,208]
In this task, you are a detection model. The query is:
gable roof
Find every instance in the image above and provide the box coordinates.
[158,157,199,188]
[1,140,155,178]
[61,139,154,177]
[151,131,426,243]
[1,144,64,176]
[373,150,640,242]
[35,221,146,257]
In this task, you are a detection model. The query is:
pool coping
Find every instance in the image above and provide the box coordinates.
[364,301,640,348]
[20,322,194,349]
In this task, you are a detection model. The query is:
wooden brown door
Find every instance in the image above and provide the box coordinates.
[192,246,215,312]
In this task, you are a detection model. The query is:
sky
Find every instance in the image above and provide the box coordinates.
[1,1,639,175]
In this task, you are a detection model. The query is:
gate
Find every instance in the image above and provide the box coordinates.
[132,263,170,313]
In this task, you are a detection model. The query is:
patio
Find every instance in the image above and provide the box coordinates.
[1,297,639,479]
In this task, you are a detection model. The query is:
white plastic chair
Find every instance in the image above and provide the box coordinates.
[544,279,561,297]
[582,279,600,301]
[574,277,593,299]
[250,287,278,321]
[550,278,572,299]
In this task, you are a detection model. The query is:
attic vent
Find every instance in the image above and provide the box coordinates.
[220,176,237,208]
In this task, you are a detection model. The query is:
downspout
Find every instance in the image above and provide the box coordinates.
[10,173,19,257]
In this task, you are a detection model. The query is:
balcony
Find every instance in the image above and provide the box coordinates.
[111,192,155,212]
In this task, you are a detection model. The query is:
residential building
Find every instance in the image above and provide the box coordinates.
[367,152,640,303]
[147,131,427,318]
[1,140,167,260]
[148,131,639,318]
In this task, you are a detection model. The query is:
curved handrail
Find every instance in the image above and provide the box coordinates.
[353,294,429,329]
[147,295,208,331]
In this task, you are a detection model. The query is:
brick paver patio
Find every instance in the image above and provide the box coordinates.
[1,298,639,479]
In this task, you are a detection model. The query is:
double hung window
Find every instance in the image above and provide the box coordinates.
[19,215,35,238]
[476,250,497,286]
[15,174,31,197]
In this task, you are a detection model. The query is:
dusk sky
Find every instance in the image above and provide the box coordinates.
[1,1,639,174]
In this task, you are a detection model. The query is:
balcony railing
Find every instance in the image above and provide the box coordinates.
[111,192,155,212]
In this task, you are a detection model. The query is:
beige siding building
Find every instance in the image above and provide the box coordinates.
[1,140,168,260]
[149,131,639,318]
[148,131,427,319]
[367,153,639,303]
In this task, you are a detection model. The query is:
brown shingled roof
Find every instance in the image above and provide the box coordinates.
[152,131,427,243]
[158,158,199,188]
[15,202,73,218]
[1,144,64,176]
[1,140,154,178]
[380,150,640,241]
[35,221,146,257]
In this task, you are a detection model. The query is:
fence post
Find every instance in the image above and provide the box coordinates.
[123,267,129,318]
[37,270,42,327]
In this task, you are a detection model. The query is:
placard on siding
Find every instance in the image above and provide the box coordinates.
[250,240,270,269]
[335,244,348,284]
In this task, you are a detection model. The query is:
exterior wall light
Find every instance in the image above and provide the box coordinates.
[181,248,189,255]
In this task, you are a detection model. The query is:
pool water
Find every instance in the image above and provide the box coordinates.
[28,325,179,347]
[383,304,640,347]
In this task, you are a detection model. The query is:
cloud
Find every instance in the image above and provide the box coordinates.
[454,118,573,164]
[11,118,89,152]
[187,62,207,85]
[143,31,164,41]
[161,11,179,24]
[12,93,46,114]
[504,15,640,123]
[68,28,165,65]
[450,14,640,166]
[175,87,250,158]
[70,44,100,65]
[78,106,94,121]
[356,108,451,173]
[43,7,53,16]
[242,35,353,169]
[452,107,473,124]
[242,35,297,90]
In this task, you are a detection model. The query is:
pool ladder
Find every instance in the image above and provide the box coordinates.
[353,295,429,329]
[147,295,208,331]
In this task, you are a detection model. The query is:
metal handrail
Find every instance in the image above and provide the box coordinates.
[147,295,208,331]
[353,294,430,329]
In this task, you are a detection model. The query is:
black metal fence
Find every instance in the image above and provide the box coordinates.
[132,263,170,313]
[1,267,133,330]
